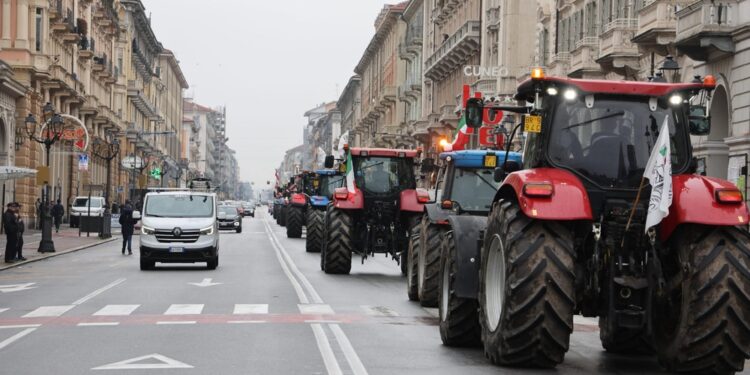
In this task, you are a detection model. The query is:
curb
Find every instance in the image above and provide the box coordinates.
[0,236,120,271]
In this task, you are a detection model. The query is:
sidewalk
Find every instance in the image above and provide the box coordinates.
[0,226,120,271]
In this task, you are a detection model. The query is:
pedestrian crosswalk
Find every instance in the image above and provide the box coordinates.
[93,304,139,316]
[164,304,204,315]
[22,305,75,318]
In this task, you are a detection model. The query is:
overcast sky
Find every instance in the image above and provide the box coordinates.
[143,0,394,190]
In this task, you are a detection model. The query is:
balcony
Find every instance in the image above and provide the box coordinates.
[471,78,496,96]
[597,19,641,73]
[127,80,161,120]
[486,7,501,31]
[632,0,693,52]
[569,37,600,77]
[424,21,481,81]
[675,0,739,61]
[398,81,420,102]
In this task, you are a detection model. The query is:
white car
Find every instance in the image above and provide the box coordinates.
[70,196,106,228]
[138,190,219,270]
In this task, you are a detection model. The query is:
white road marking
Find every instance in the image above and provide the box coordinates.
[92,353,193,370]
[233,304,268,315]
[0,324,41,330]
[311,323,343,375]
[93,304,140,316]
[361,305,400,317]
[187,278,222,287]
[78,322,120,327]
[262,219,309,304]
[304,320,342,324]
[72,278,126,305]
[330,324,368,375]
[23,305,75,318]
[299,304,335,315]
[156,321,197,325]
[0,283,36,293]
[0,328,36,351]
[266,221,323,304]
[163,304,204,315]
[227,320,266,324]
[0,308,8,314]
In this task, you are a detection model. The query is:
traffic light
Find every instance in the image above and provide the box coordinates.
[150,167,162,180]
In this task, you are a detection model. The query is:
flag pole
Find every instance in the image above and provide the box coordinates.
[622,175,647,247]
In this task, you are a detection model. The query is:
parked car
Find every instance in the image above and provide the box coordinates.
[70,196,106,228]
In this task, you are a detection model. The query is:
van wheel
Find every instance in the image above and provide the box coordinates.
[207,257,219,270]
[140,259,154,271]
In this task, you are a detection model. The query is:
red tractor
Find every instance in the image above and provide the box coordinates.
[441,71,750,373]
[320,147,428,274]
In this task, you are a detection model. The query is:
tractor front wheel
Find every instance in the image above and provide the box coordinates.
[306,209,324,253]
[278,206,287,227]
[479,200,575,368]
[418,219,444,307]
[406,228,420,301]
[439,231,481,347]
[322,206,352,274]
[654,225,750,374]
[286,206,304,238]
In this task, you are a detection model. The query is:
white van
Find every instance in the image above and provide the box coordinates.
[70,196,106,227]
[138,190,219,270]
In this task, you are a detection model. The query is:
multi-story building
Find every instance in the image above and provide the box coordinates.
[278,144,305,183]
[154,49,188,182]
[421,0,481,150]
[400,0,426,149]
[354,2,409,148]
[302,102,334,169]
[183,98,215,179]
[337,76,361,146]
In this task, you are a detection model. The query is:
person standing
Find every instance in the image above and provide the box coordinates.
[119,200,135,255]
[3,203,19,263]
[15,203,26,261]
[51,199,64,233]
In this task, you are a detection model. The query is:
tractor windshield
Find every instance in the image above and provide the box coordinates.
[354,156,416,195]
[318,175,344,197]
[547,96,688,189]
[450,168,499,212]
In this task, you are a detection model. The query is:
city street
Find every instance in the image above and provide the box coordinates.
[0,211,742,374]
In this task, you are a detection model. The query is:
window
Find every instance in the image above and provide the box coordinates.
[35,8,43,52]
[449,168,499,212]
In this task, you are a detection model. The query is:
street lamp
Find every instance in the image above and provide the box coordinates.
[23,102,65,253]
[91,135,120,214]
[659,55,681,83]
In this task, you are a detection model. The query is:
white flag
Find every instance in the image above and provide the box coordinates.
[644,117,672,232]
[336,131,349,159]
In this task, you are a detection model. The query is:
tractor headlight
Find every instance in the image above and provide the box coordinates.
[669,94,683,105]
[200,226,214,235]
[141,226,155,235]
[563,89,577,101]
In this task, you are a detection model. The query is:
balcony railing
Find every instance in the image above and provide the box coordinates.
[424,21,481,81]
[675,0,739,60]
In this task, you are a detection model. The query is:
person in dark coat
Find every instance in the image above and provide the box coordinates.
[118,201,135,255]
[3,203,19,263]
[15,203,25,261]
[51,200,65,233]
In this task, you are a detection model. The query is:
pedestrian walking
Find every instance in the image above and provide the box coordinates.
[15,203,25,261]
[3,203,19,263]
[52,199,64,233]
[119,200,135,255]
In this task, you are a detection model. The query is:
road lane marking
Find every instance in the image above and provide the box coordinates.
[305,320,342,324]
[311,323,343,375]
[23,305,75,318]
[0,308,8,314]
[0,324,41,329]
[299,304,335,315]
[361,305,400,317]
[92,353,193,370]
[156,321,197,325]
[164,304,204,315]
[330,324,368,375]
[78,322,120,327]
[0,283,37,293]
[94,304,140,316]
[72,278,126,305]
[188,278,222,287]
[0,328,36,350]
[233,304,268,314]
[265,221,323,304]
[262,219,309,304]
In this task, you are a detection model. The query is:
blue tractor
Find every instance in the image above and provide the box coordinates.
[305,170,344,253]
[406,150,521,345]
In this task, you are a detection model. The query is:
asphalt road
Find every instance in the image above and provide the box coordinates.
[0,211,747,374]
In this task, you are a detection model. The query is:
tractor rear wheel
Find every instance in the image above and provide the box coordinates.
[278,206,287,227]
[439,231,481,347]
[322,206,352,274]
[654,225,750,374]
[406,228,420,301]
[479,200,575,368]
[306,209,324,253]
[418,218,444,307]
[286,206,304,238]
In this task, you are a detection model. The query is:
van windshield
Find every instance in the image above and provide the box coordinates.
[73,198,102,207]
[145,195,214,218]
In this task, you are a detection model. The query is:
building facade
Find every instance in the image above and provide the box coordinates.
[337,75,361,147]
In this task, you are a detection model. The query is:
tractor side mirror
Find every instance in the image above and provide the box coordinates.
[689,106,711,136]
[465,98,484,128]
[420,158,435,174]
[493,160,521,182]
[324,155,335,168]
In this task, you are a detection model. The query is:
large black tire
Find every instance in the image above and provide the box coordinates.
[286,206,304,238]
[207,256,218,270]
[322,206,352,274]
[279,206,287,227]
[406,229,420,301]
[654,225,750,374]
[306,209,324,253]
[439,230,482,347]
[479,200,575,368]
[418,218,444,307]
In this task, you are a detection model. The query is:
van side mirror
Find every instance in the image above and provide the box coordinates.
[689,106,711,135]
[493,160,521,182]
[324,155,334,168]
[465,98,484,128]
[420,158,435,174]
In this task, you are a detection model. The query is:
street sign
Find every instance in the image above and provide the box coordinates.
[150,167,162,180]
[78,154,89,171]
[121,155,144,170]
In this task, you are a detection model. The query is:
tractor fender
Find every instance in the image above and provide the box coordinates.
[446,215,488,299]
[310,196,330,208]
[290,193,307,207]
[400,189,425,213]
[334,188,364,210]
[424,202,451,224]
[660,174,750,240]
[493,168,593,220]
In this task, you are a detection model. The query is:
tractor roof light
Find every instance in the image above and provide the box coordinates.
[523,182,554,197]
[531,67,545,80]
[716,189,743,204]
[703,74,716,88]
[546,86,558,96]
[563,89,577,101]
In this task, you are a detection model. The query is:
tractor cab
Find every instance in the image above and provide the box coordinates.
[311,169,344,207]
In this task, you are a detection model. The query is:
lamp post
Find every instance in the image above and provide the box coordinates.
[659,55,681,83]
[91,135,120,213]
[24,102,64,253]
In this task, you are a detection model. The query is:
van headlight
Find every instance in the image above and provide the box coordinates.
[141,226,155,235]
[200,226,214,235]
